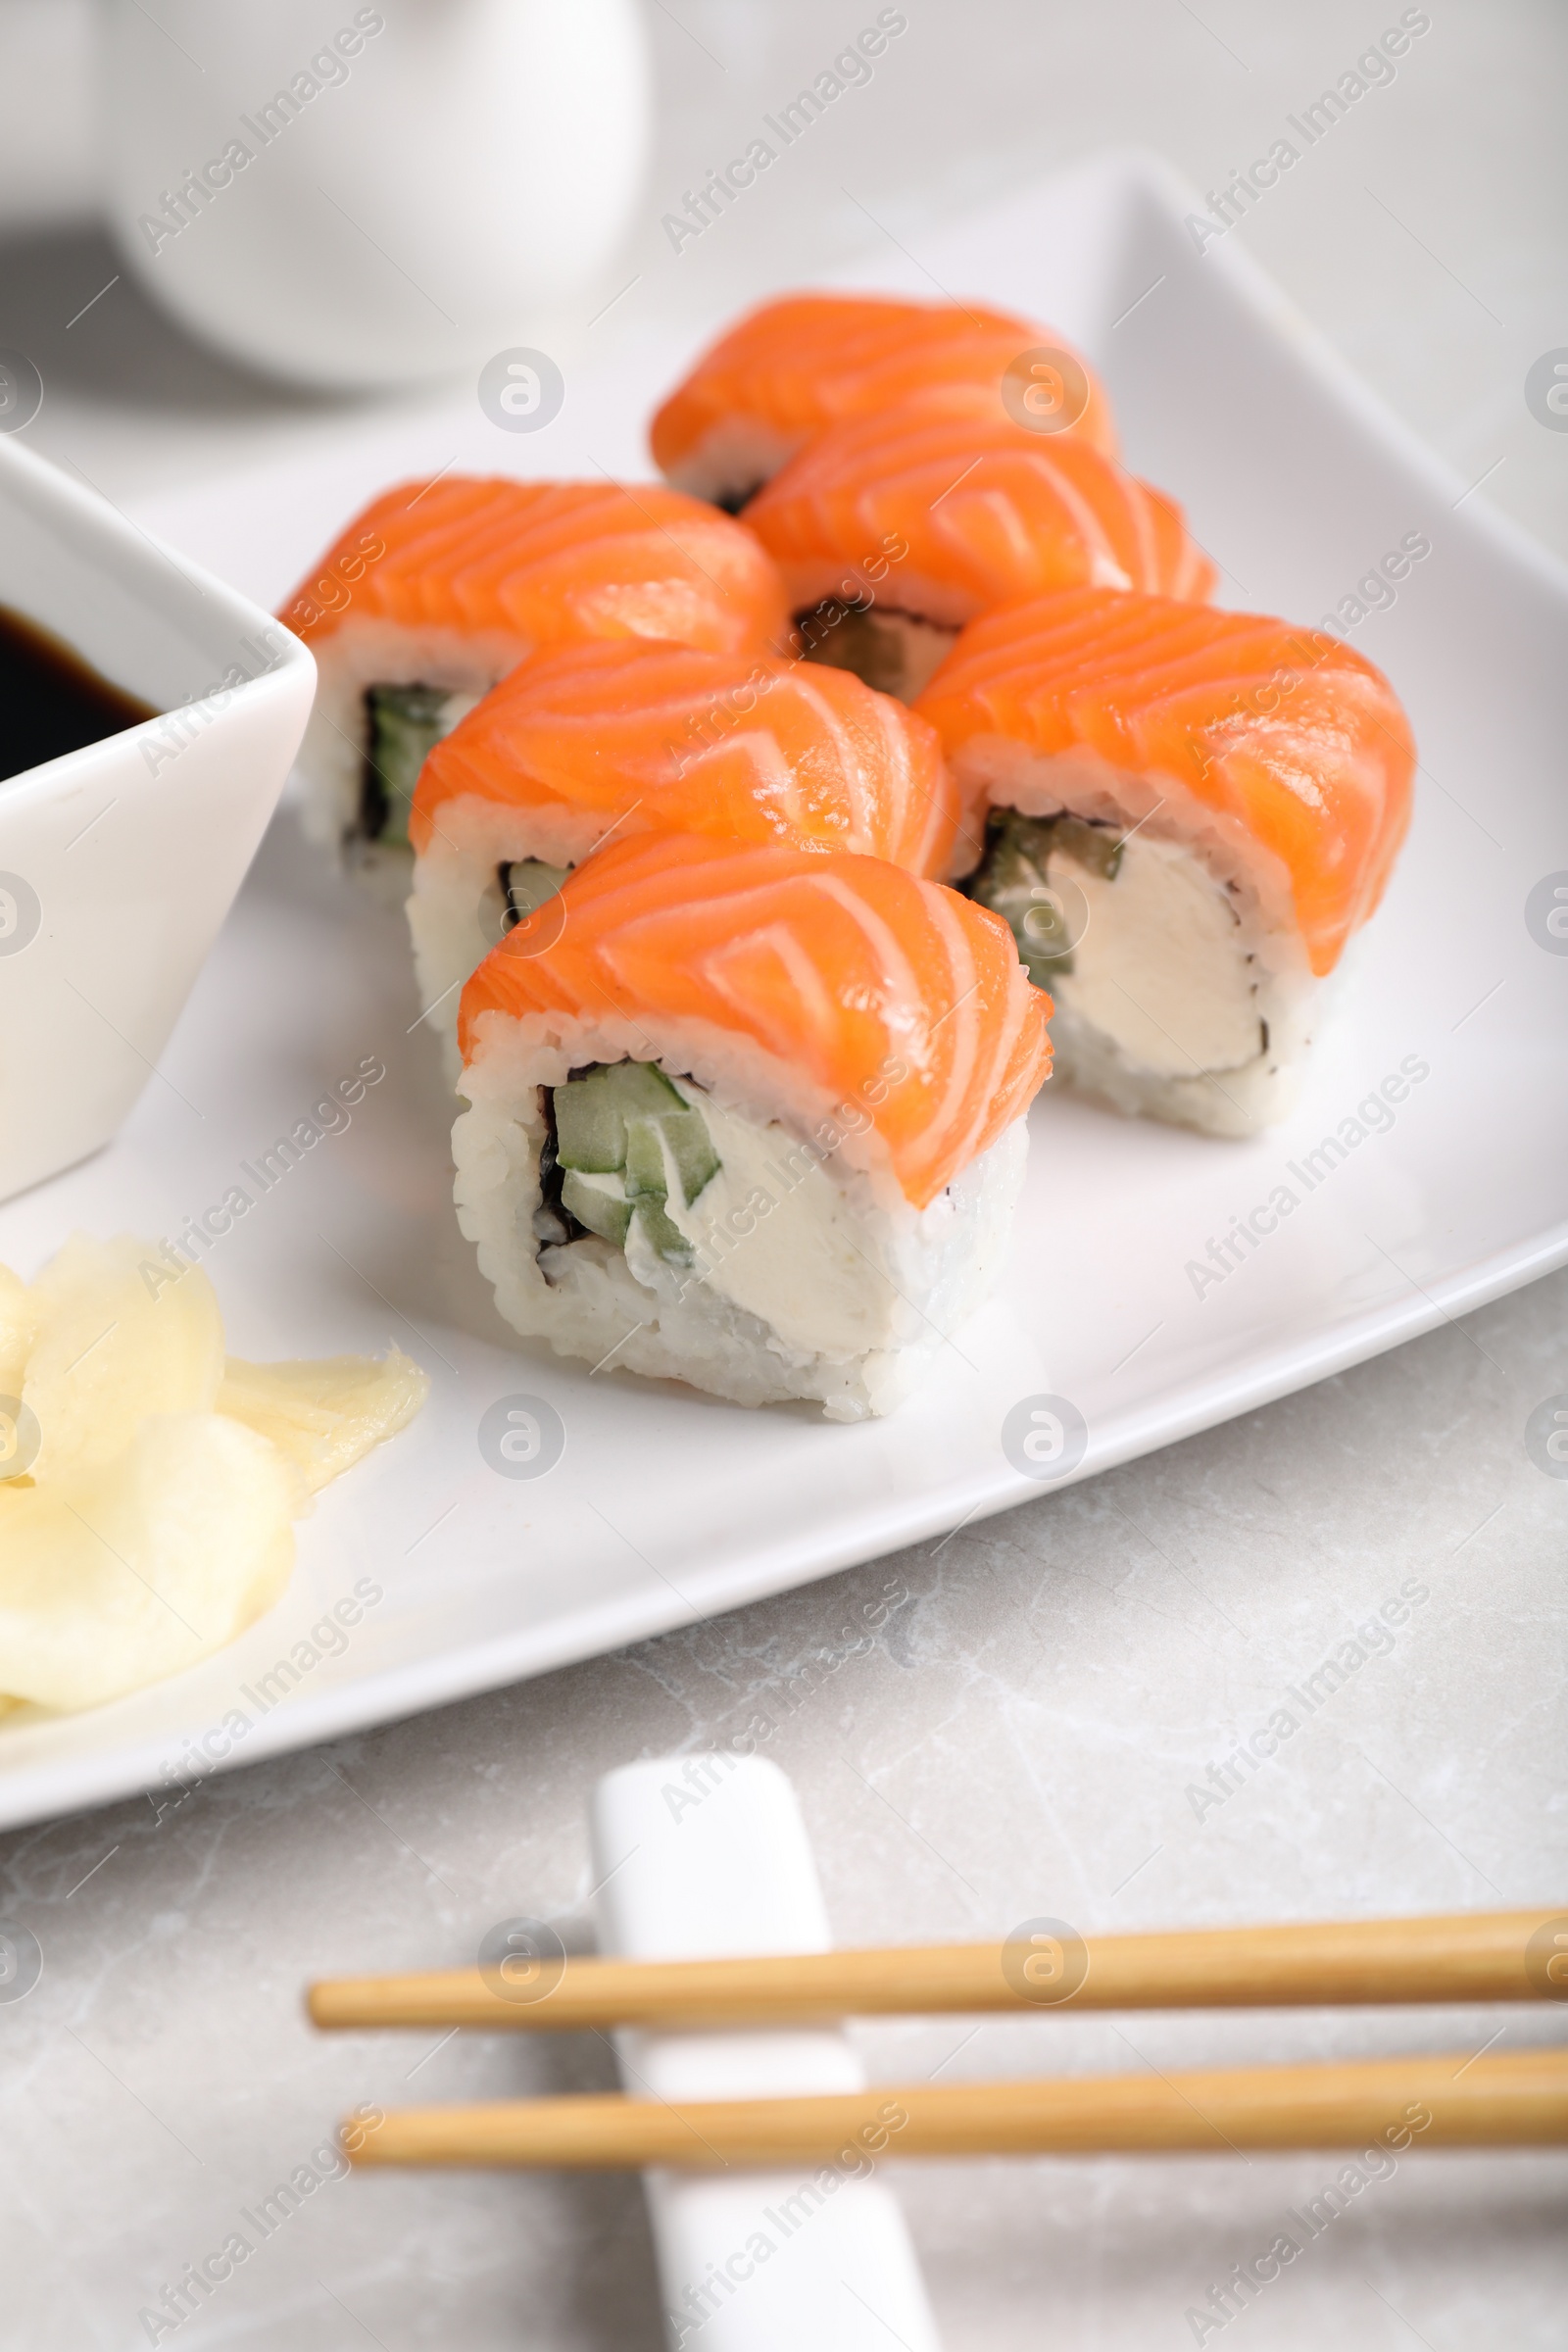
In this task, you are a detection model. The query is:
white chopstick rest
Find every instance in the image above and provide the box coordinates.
[591,1757,943,2352]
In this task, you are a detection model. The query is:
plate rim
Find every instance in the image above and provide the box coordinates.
[2,144,1564,1833]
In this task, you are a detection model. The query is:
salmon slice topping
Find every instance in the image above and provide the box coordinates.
[414,639,964,878]
[744,399,1216,625]
[459,831,1052,1207]
[278,476,789,658]
[651,293,1116,485]
[915,587,1416,975]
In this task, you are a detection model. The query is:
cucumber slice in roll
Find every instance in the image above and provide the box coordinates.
[361,683,459,846]
[548,1061,721,1264]
[559,1170,632,1247]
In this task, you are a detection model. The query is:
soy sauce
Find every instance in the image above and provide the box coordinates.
[0,604,155,784]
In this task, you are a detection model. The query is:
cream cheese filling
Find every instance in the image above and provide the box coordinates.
[1045,833,1264,1078]
[637,1091,907,1359]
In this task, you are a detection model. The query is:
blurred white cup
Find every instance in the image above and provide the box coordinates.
[100,0,651,388]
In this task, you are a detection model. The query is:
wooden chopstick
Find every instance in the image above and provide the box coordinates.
[345,2047,1568,2169]
[310,1908,1565,2032]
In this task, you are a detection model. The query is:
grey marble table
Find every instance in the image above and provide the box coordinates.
[1,3,1564,2344]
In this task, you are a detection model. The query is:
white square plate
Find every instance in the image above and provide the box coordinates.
[2,151,1563,1831]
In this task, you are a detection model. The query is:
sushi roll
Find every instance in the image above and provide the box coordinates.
[650,293,1115,510]
[277,475,789,872]
[745,400,1216,702]
[916,588,1414,1139]
[453,831,1051,1419]
[408,639,967,1075]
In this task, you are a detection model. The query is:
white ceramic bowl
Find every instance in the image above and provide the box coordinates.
[0,435,315,1202]
[100,0,652,389]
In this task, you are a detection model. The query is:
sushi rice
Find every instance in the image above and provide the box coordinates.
[453,833,1050,1419]
[293,615,502,878]
[455,1019,1028,1421]
[919,588,1414,1139]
